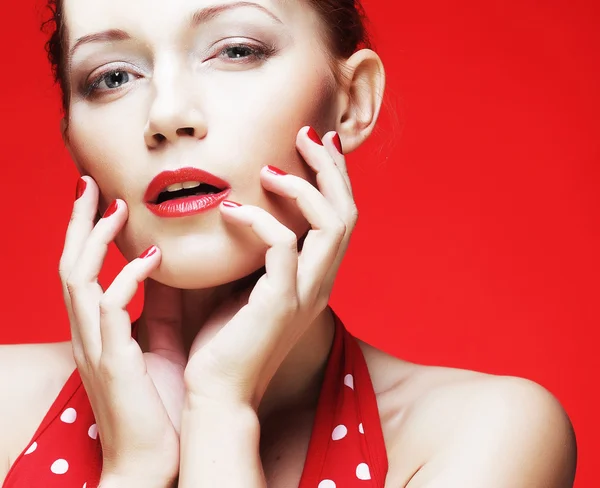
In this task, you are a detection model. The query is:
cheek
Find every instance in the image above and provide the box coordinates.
[259,72,335,223]
[211,62,335,180]
[68,109,142,210]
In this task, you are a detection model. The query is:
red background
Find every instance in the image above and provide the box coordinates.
[2,0,598,485]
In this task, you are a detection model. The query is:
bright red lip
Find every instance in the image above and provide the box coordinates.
[144,167,230,204]
[145,191,231,218]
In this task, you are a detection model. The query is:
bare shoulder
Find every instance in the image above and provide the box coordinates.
[0,341,76,481]
[359,342,577,488]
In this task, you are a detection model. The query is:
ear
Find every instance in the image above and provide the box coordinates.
[334,49,386,154]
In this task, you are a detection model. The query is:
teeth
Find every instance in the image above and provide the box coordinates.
[183,181,202,189]
[164,181,201,192]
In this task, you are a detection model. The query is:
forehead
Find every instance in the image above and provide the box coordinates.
[63,0,307,43]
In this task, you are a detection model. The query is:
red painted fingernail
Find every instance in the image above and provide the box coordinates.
[75,178,87,201]
[222,200,242,208]
[307,127,323,146]
[266,165,287,176]
[332,133,343,154]
[139,245,157,259]
[102,200,119,218]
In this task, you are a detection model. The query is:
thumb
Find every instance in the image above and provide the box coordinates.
[141,278,186,367]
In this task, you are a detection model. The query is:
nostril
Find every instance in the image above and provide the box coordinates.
[153,133,166,144]
[176,127,195,137]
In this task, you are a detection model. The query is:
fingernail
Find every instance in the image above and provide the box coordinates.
[139,245,157,259]
[75,178,87,201]
[332,133,343,154]
[102,200,119,218]
[222,200,242,208]
[266,165,287,176]
[307,127,323,146]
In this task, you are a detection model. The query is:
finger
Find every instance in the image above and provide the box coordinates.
[141,278,186,367]
[67,199,128,362]
[259,167,345,296]
[322,130,353,195]
[99,246,161,357]
[60,177,99,279]
[219,201,298,303]
[296,126,356,218]
[59,177,99,349]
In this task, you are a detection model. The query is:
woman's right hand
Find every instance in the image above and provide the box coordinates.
[58,176,185,486]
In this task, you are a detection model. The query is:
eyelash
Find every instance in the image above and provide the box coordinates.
[83,42,276,97]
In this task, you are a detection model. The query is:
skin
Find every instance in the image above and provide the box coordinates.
[0,0,577,486]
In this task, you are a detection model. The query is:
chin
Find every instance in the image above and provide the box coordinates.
[149,260,265,290]
[149,243,267,290]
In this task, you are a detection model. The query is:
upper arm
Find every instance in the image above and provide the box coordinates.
[0,342,75,483]
[405,377,577,488]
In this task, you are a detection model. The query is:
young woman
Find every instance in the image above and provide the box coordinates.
[0,0,577,487]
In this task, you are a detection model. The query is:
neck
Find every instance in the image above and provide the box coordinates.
[136,281,336,422]
[257,306,336,420]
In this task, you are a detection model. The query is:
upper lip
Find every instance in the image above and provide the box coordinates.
[144,167,230,203]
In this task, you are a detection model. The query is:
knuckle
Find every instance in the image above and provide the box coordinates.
[65,275,81,296]
[99,291,122,316]
[347,205,359,225]
[58,263,71,282]
[331,218,347,238]
[98,296,117,317]
[278,230,299,251]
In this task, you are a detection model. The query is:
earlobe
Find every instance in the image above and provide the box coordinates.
[335,49,386,154]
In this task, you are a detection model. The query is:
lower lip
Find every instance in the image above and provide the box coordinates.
[145,190,231,218]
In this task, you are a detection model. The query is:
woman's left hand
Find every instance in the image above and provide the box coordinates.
[183,126,357,409]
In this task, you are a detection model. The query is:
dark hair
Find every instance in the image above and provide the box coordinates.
[42,0,373,116]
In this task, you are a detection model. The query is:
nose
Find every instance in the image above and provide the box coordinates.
[144,71,207,148]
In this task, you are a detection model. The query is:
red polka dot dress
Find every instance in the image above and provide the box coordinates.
[3,311,388,487]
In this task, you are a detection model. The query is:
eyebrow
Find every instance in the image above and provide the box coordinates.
[191,1,282,26]
[69,1,283,59]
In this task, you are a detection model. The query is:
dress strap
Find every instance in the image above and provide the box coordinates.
[298,310,388,487]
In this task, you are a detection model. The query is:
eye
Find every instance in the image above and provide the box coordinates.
[84,69,138,97]
[213,42,275,63]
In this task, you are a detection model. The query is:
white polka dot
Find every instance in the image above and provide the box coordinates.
[60,407,77,424]
[344,373,354,389]
[83,484,87,488]
[331,424,348,440]
[88,424,98,439]
[50,459,69,475]
[318,480,336,488]
[359,422,364,434]
[356,463,371,480]
[24,442,37,455]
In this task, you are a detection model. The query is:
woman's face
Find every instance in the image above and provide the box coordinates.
[63,0,342,289]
